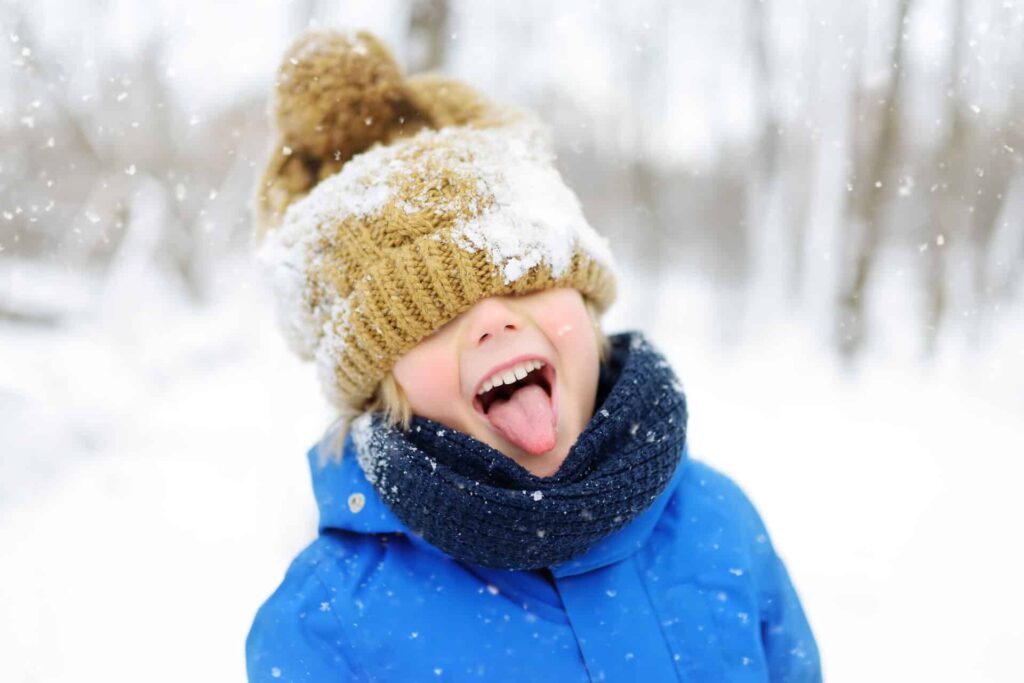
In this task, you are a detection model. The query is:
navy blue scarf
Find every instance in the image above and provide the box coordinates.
[352,330,688,570]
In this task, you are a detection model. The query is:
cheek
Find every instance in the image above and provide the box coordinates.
[537,296,596,358]
[393,347,461,415]
[560,325,599,388]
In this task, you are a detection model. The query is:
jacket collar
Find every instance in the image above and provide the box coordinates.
[308,434,689,578]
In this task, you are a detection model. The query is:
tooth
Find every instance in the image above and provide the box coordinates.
[480,361,546,395]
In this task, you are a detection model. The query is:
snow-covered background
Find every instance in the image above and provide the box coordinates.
[2,1,1022,681]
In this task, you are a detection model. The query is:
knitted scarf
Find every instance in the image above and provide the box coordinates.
[351,330,688,570]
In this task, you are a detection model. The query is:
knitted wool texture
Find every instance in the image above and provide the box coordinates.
[253,29,618,414]
[349,331,689,570]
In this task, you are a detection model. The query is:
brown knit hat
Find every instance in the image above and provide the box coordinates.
[253,29,618,416]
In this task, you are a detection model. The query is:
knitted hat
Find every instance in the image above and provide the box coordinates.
[253,29,618,415]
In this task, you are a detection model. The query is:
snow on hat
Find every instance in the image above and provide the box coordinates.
[253,28,617,415]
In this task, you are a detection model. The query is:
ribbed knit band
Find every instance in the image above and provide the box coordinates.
[335,246,614,412]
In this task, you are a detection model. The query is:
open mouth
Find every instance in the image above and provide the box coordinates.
[472,360,555,416]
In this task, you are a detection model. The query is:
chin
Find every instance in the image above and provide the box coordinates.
[520,428,577,478]
[520,450,567,478]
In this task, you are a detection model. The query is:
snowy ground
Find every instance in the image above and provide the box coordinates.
[1,255,1021,682]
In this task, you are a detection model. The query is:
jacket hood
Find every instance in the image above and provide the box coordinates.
[306,434,689,578]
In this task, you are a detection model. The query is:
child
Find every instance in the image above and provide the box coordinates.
[247,29,821,683]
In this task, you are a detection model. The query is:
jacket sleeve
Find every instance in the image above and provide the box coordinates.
[744,499,822,683]
[246,548,357,682]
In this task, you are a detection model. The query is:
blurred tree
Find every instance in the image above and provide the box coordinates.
[408,0,449,72]
[837,0,912,356]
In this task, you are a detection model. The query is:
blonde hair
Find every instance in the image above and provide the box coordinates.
[319,297,610,462]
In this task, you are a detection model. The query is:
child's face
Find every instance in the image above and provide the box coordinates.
[393,287,600,477]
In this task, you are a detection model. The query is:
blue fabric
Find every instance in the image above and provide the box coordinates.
[351,331,688,570]
[247,439,822,681]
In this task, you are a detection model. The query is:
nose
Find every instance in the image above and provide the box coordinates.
[465,296,522,347]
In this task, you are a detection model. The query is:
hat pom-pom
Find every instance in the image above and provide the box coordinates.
[255,29,425,236]
[275,29,411,161]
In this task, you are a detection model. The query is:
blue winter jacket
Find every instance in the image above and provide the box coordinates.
[246,436,821,682]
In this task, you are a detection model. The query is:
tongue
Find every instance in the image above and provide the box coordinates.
[486,384,557,456]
